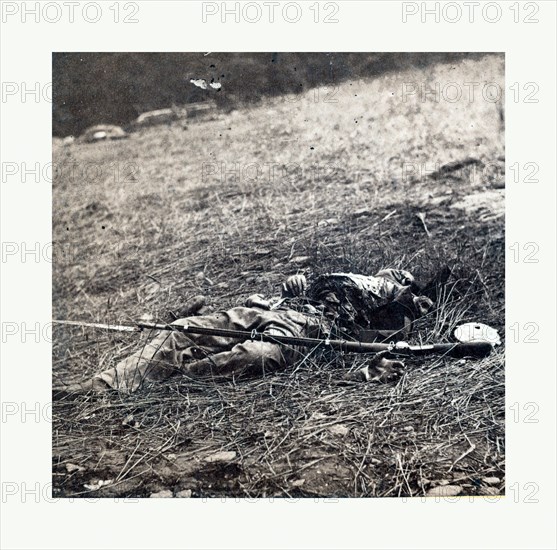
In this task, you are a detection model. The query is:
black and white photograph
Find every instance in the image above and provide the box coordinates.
[52,52,505,499]
[1,2,556,549]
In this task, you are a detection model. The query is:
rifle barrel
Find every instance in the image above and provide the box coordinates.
[137,322,493,359]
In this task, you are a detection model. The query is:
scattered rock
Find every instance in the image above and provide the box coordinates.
[328,424,350,436]
[203,450,237,463]
[150,490,173,498]
[65,463,85,473]
[84,479,113,491]
[291,479,305,487]
[482,477,501,485]
[427,485,463,497]
[176,489,193,498]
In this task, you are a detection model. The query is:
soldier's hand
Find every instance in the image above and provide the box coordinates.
[366,354,405,383]
[282,274,307,298]
[341,355,405,384]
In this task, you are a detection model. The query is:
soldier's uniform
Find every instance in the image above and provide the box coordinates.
[93,306,324,393]
[62,268,432,393]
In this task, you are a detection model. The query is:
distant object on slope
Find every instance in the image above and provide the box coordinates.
[186,100,217,118]
[80,124,129,143]
[134,108,179,128]
[132,102,216,129]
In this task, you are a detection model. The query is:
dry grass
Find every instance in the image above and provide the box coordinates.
[52,54,505,498]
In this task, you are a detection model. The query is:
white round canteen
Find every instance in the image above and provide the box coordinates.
[454,322,501,345]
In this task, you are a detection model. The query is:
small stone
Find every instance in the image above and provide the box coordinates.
[84,479,113,491]
[204,451,237,463]
[66,463,84,473]
[482,477,501,485]
[427,485,463,497]
[150,490,173,498]
[291,479,305,487]
[328,424,349,436]
[176,489,192,498]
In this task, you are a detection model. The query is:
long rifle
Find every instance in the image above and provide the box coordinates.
[53,320,494,359]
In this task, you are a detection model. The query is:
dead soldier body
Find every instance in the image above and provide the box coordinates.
[59,269,434,394]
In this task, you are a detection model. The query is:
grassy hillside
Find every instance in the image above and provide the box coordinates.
[53,54,504,498]
[53,52,485,136]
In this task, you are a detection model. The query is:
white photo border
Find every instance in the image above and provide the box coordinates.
[1,1,555,549]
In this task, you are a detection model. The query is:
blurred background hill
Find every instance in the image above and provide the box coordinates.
[53,52,487,136]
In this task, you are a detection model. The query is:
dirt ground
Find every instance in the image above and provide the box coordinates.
[52,54,505,498]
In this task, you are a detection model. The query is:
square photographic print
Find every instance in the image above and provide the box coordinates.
[52,52,505,499]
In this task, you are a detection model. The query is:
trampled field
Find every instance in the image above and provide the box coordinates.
[53,54,504,498]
